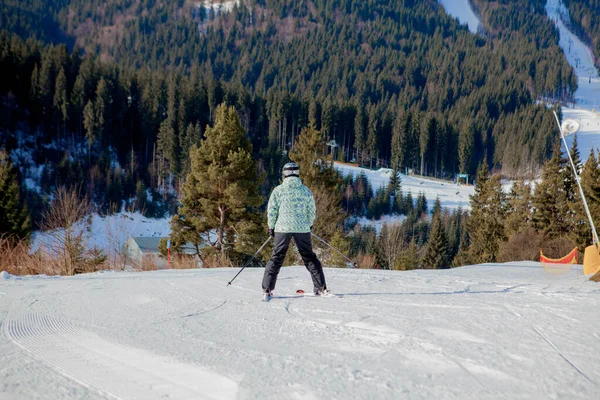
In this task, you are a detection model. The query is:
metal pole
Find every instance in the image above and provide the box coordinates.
[311,232,358,267]
[227,236,272,286]
[553,111,599,247]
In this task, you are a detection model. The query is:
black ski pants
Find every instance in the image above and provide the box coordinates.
[262,232,327,293]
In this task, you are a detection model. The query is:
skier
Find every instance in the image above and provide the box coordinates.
[262,162,328,301]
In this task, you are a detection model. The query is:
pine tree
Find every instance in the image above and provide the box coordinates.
[419,115,432,176]
[579,149,600,244]
[71,74,86,137]
[467,161,506,263]
[391,109,409,172]
[564,135,589,249]
[458,122,474,175]
[532,144,570,238]
[83,100,96,164]
[505,179,532,236]
[171,104,263,255]
[289,122,340,190]
[422,210,449,269]
[288,122,345,239]
[431,196,441,217]
[452,226,471,267]
[366,103,378,169]
[95,78,108,145]
[0,150,31,240]
[416,192,428,218]
[53,67,68,138]
[403,191,414,215]
[354,106,365,164]
[393,237,419,270]
[157,118,179,177]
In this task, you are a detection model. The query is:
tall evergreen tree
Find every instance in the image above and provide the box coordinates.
[53,67,68,138]
[354,107,365,165]
[458,122,474,175]
[505,179,532,236]
[564,135,589,249]
[422,208,449,269]
[289,122,345,238]
[157,118,179,176]
[170,104,263,255]
[0,150,31,240]
[415,192,428,218]
[391,109,409,172]
[532,144,570,238]
[467,161,506,263]
[579,149,600,244]
[83,99,96,163]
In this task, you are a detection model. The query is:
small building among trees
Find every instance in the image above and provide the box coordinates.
[126,237,198,269]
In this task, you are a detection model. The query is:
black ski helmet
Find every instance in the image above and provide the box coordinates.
[282,162,300,178]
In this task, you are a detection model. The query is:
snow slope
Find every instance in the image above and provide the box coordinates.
[336,163,474,211]
[545,0,600,162]
[438,0,482,34]
[1,263,599,399]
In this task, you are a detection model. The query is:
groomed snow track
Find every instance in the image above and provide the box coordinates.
[1,263,599,399]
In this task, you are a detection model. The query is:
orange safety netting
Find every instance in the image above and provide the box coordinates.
[540,248,578,264]
[540,248,578,275]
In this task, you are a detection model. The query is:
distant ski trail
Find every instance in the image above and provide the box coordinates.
[3,304,238,399]
[533,327,595,385]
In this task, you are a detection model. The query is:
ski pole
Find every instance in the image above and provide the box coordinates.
[227,236,272,286]
[311,232,358,268]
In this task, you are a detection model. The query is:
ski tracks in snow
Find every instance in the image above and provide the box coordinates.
[533,327,595,385]
[2,299,239,400]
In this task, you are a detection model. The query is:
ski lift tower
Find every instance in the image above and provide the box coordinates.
[457,173,469,185]
[327,139,339,161]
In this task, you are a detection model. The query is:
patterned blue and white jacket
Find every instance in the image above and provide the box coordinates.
[267,177,316,233]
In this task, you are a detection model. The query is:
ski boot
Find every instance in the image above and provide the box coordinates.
[262,290,272,302]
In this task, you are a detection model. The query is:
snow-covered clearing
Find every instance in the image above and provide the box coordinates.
[195,0,240,15]
[336,163,474,212]
[32,212,171,255]
[438,0,482,34]
[545,0,600,162]
[1,262,599,399]
[353,214,408,234]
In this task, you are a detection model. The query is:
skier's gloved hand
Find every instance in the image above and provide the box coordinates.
[269,228,275,238]
[310,226,313,231]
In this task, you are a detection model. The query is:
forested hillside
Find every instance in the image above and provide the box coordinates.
[1,1,576,201]
[1,1,595,274]
[562,0,600,69]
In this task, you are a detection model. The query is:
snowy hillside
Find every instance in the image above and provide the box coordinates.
[545,0,600,162]
[438,0,482,34]
[1,263,599,399]
[335,163,474,211]
[31,211,171,256]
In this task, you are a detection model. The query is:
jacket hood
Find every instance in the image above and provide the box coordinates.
[283,176,302,186]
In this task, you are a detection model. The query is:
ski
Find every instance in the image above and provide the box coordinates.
[262,291,341,301]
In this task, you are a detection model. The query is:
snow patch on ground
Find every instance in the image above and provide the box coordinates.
[545,0,600,163]
[562,107,600,160]
[438,0,482,34]
[32,212,171,255]
[354,215,408,234]
[1,263,599,399]
[0,270,13,279]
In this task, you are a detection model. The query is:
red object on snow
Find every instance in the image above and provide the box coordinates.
[296,289,305,294]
